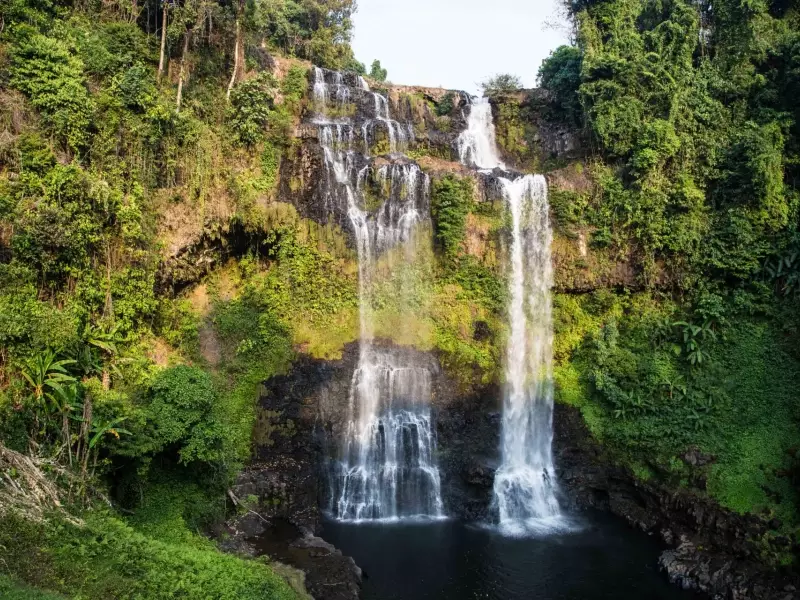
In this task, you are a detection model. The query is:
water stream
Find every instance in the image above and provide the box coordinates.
[459,97,562,533]
[312,67,444,521]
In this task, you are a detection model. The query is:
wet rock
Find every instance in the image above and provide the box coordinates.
[682,446,716,467]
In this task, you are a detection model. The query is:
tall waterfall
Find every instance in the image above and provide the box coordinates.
[459,98,562,532]
[312,67,444,521]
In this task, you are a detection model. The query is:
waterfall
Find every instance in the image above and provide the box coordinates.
[459,99,563,533]
[457,98,505,170]
[312,67,444,522]
[493,175,562,533]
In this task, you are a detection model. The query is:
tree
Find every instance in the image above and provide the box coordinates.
[537,45,583,128]
[157,0,169,80]
[368,59,387,82]
[226,0,245,100]
[16,350,76,444]
[480,73,522,97]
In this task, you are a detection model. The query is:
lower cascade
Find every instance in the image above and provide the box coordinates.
[334,347,444,520]
[493,175,561,531]
[311,67,444,521]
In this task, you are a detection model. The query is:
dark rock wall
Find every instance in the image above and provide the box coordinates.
[244,340,501,526]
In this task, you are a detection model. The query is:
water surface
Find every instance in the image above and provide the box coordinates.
[322,513,701,600]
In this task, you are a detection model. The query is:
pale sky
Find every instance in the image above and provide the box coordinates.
[351,0,572,95]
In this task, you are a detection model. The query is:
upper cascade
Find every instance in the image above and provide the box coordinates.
[457,97,506,170]
[311,67,413,155]
[458,98,564,534]
[310,67,445,522]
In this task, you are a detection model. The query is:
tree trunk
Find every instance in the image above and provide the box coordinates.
[80,394,93,480]
[63,413,72,467]
[176,30,191,113]
[158,1,168,80]
[226,0,245,100]
[226,17,241,100]
[103,245,113,319]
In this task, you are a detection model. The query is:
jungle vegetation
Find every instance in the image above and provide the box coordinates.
[0,0,800,595]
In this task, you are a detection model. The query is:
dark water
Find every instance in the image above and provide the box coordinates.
[322,513,702,600]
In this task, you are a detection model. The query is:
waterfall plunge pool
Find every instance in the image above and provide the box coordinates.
[321,512,702,600]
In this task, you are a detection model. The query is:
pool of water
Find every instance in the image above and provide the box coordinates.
[321,512,702,600]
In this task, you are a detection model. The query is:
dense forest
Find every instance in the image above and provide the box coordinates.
[0,0,799,597]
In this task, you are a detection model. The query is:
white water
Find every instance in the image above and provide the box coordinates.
[457,98,505,170]
[313,67,444,521]
[493,175,561,534]
[459,99,563,534]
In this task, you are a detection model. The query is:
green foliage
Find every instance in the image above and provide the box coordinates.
[0,576,64,600]
[554,288,800,524]
[481,73,522,97]
[368,59,388,82]
[538,45,583,128]
[568,0,798,286]
[227,73,278,147]
[8,27,95,153]
[254,0,358,70]
[144,365,228,464]
[280,65,309,116]
[435,91,455,117]
[715,121,788,231]
[431,175,474,259]
[0,511,299,600]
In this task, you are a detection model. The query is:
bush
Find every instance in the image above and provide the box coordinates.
[431,175,474,258]
[227,73,278,147]
[9,28,94,152]
[144,365,228,464]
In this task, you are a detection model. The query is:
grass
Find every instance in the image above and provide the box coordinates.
[0,509,301,600]
[0,576,64,600]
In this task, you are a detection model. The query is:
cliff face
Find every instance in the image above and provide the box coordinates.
[158,68,641,296]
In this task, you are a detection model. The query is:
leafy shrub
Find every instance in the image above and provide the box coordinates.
[144,365,227,464]
[435,92,455,117]
[227,73,278,146]
[431,175,474,259]
[114,63,157,111]
[9,28,94,152]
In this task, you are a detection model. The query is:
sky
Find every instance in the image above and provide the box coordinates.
[350,0,572,95]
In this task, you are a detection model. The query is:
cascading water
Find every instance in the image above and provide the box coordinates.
[312,66,444,521]
[457,97,505,170]
[459,98,563,533]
